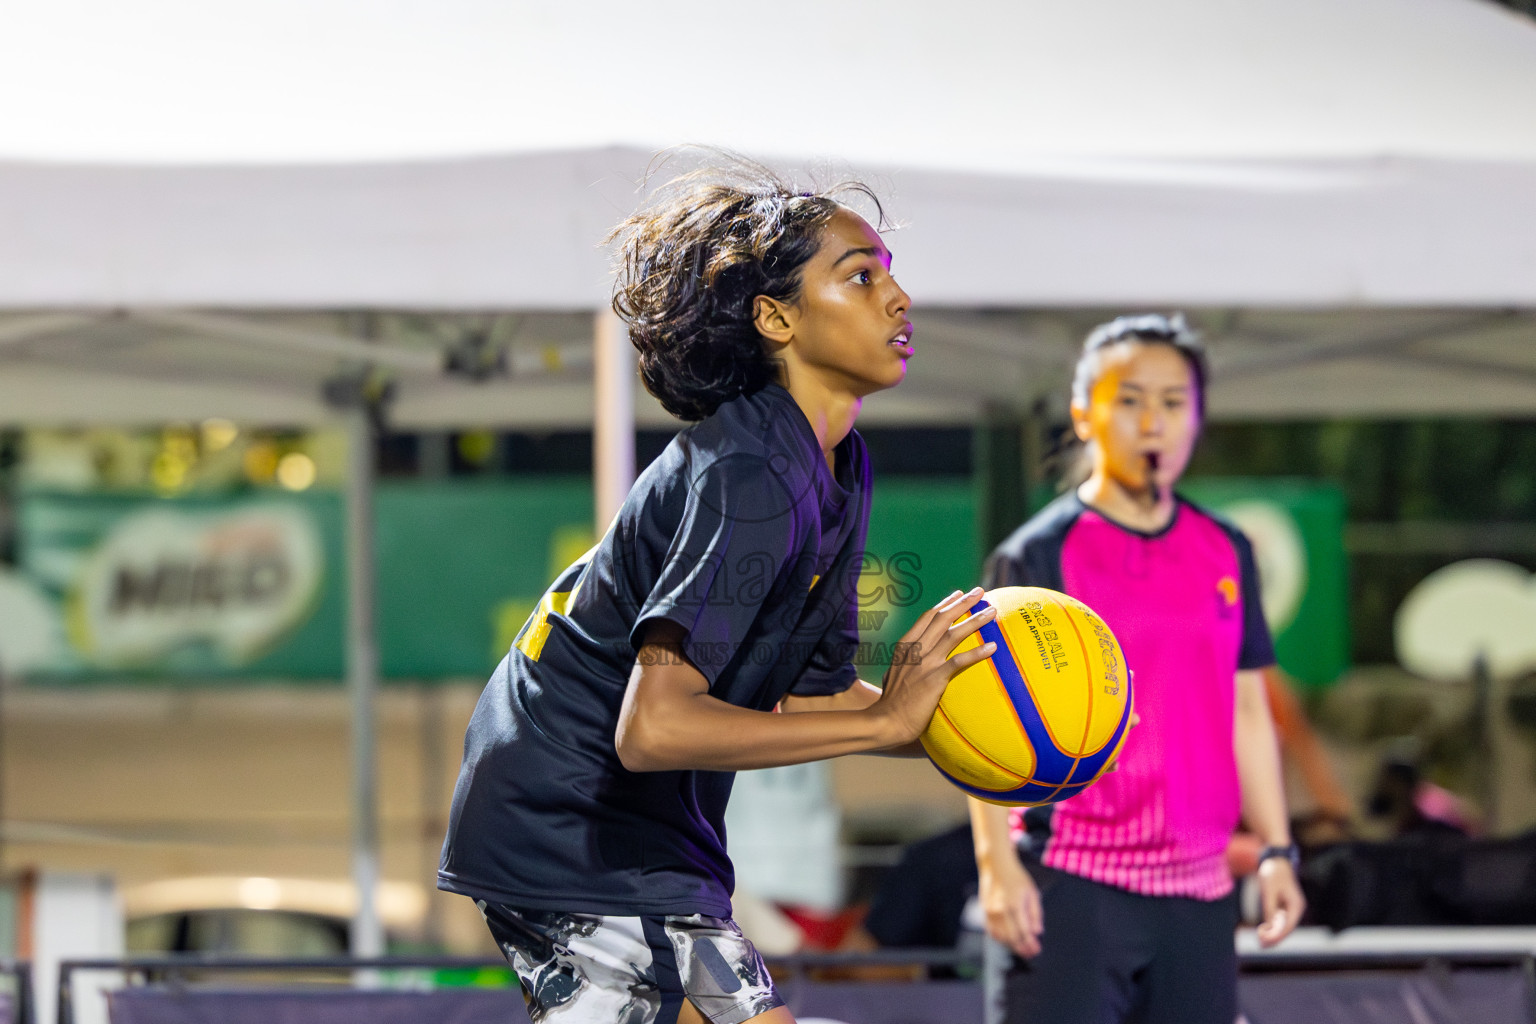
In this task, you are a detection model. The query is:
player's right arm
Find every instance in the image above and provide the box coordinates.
[615,589,996,773]
[971,797,1044,957]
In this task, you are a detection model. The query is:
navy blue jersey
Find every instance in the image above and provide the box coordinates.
[439,384,869,917]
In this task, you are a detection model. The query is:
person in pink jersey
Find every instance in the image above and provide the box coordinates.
[970,314,1305,1024]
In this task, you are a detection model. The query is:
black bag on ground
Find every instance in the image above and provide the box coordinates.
[1301,832,1536,929]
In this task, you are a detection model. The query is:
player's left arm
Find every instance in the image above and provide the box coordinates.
[1234,667,1306,946]
[781,683,926,756]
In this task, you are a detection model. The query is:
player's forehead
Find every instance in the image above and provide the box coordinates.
[1093,341,1193,394]
[813,207,890,268]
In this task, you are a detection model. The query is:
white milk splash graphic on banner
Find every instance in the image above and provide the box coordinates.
[70,505,323,668]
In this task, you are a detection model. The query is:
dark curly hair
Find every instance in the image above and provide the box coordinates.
[610,158,884,421]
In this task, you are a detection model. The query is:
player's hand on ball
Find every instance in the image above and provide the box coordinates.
[871,587,996,747]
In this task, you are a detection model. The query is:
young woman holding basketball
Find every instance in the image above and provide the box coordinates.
[971,314,1304,1024]
[439,164,997,1024]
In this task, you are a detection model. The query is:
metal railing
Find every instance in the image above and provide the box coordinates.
[763,947,977,977]
[58,949,977,1024]
[57,942,1536,1024]
[56,956,509,1024]
[1240,949,1536,972]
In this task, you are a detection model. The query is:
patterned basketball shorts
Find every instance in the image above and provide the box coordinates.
[479,900,784,1024]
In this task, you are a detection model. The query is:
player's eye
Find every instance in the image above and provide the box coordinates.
[850,269,872,285]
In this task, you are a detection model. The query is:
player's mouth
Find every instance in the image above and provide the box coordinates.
[888,323,915,358]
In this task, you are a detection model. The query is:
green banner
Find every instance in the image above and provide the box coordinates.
[376,481,597,678]
[18,490,347,678]
[13,478,982,683]
[16,481,596,681]
[12,476,1340,686]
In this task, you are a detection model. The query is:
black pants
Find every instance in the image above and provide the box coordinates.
[1005,865,1240,1024]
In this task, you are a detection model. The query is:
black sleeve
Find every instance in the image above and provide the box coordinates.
[983,530,1066,592]
[981,549,1011,590]
[863,824,977,948]
[982,548,1025,590]
[632,456,798,685]
[1232,529,1277,670]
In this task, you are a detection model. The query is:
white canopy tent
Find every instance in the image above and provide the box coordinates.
[3,0,1536,960]
[2,304,1534,428]
[3,0,1536,426]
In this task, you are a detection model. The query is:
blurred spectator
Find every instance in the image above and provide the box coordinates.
[837,823,981,981]
[860,823,979,953]
[1367,739,1480,837]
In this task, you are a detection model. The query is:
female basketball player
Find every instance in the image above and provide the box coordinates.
[971,313,1304,1024]
[439,163,997,1024]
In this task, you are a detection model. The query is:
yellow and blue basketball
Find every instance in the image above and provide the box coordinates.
[921,586,1133,806]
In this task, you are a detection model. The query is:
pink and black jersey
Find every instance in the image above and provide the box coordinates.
[984,493,1274,901]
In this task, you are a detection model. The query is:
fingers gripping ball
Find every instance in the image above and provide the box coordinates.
[921,587,1133,806]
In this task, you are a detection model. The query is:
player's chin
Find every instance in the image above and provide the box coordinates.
[870,363,907,392]
[878,348,912,385]
[848,351,908,395]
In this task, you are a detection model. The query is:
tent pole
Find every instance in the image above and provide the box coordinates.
[593,309,635,532]
[344,400,384,958]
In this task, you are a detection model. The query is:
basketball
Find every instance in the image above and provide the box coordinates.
[921,586,1133,806]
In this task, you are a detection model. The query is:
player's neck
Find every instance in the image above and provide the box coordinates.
[779,369,862,468]
[1079,472,1176,533]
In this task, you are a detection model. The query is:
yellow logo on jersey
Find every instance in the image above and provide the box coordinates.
[513,581,582,662]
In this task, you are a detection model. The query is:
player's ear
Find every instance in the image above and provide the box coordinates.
[753,295,795,351]
[1069,400,1092,442]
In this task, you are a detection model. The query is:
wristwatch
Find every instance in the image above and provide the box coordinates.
[1257,843,1300,871]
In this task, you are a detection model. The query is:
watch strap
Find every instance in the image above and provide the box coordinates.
[1258,843,1300,870]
